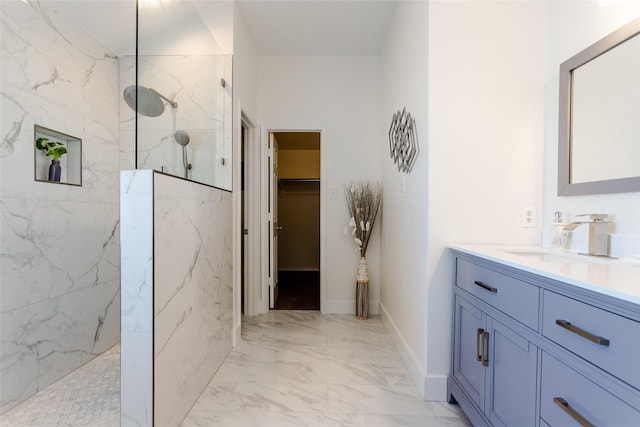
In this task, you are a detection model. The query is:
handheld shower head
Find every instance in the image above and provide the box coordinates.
[174,130,190,146]
[123,85,177,117]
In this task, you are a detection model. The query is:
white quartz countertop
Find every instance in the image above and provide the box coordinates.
[449,244,640,306]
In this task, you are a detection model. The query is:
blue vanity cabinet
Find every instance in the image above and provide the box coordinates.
[450,248,640,427]
[451,258,539,427]
[540,352,640,426]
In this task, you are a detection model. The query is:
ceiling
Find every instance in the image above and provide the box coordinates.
[51,0,398,57]
[51,0,137,54]
[236,0,398,55]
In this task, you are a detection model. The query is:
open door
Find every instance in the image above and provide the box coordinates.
[268,132,279,308]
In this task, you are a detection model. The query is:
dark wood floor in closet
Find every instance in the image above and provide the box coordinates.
[275,271,320,310]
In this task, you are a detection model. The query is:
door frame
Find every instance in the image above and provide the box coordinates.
[261,125,327,313]
[267,132,279,309]
[235,108,263,323]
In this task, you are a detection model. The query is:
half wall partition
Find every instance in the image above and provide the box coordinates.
[120,1,233,426]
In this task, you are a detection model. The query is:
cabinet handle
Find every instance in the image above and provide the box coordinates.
[555,320,610,346]
[481,331,490,367]
[553,397,595,427]
[476,328,484,362]
[474,280,497,293]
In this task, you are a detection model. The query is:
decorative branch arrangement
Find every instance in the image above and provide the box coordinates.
[388,107,418,173]
[343,182,382,257]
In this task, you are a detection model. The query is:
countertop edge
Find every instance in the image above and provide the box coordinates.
[448,244,640,308]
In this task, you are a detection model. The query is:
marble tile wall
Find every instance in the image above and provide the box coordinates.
[120,171,233,426]
[119,54,233,190]
[0,1,121,414]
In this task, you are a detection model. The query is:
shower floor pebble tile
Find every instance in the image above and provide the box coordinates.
[0,344,120,427]
[1,312,472,427]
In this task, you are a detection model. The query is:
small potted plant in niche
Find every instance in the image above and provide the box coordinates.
[36,137,67,182]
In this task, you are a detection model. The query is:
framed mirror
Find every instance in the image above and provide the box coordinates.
[558,17,640,196]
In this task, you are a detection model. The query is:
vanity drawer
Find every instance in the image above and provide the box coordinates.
[540,352,640,426]
[455,258,539,330]
[542,290,640,390]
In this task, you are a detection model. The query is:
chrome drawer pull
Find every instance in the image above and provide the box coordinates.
[553,397,595,427]
[476,328,484,362]
[555,320,610,346]
[474,280,497,293]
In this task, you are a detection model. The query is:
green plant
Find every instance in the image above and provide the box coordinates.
[36,137,67,160]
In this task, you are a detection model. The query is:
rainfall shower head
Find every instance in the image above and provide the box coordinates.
[123,85,177,117]
[174,130,190,146]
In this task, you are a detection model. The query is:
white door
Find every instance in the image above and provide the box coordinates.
[268,133,279,308]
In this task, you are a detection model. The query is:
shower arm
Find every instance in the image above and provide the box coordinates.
[150,88,178,108]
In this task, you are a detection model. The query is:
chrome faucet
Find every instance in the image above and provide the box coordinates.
[563,214,610,257]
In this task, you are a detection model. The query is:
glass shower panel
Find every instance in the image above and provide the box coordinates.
[132,0,232,190]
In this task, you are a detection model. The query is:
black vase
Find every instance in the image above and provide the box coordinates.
[48,159,61,182]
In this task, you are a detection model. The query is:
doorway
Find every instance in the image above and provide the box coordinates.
[269,132,321,310]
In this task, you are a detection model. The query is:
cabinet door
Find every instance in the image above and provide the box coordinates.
[487,318,538,427]
[453,295,487,409]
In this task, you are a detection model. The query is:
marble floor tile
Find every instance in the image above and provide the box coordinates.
[276,343,354,363]
[179,410,258,427]
[252,411,367,427]
[182,311,471,426]
[365,414,474,427]
[327,384,436,416]
[191,382,329,413]
[226,340,280,363]
[1,311,472,427]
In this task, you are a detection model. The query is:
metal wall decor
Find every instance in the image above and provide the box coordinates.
[388,108,418,173]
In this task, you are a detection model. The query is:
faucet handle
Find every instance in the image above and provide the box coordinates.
[577,214,608,222]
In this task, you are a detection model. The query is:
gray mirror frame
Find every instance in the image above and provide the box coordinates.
[558,17,640,196]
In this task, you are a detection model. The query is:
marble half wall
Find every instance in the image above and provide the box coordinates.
[121,170,233,427]
[0,1,121,413]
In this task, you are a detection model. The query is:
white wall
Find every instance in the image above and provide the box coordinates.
[257,56,382,314]
[543,0,640,258]
[379,0,430,398]
[379,0,547,400]
[0,1,121,413]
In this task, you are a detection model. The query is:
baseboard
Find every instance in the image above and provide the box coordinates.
[424,374,449,401]
[232,320,242,347]
[379,302,426,398]
[323,299,379,315]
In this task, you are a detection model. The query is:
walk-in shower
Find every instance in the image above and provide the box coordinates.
[124,85,192,178]
[124,54,232,189]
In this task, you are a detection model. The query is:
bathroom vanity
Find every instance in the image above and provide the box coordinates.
[448,244,640,427]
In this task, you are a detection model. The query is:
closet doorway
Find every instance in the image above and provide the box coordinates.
[269,132,321,310]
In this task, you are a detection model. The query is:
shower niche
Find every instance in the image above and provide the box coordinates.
[34,125,82,186]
